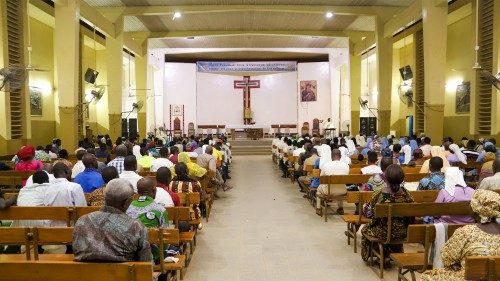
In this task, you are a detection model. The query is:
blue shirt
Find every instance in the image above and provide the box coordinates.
[310,158,321,188]
[74,168,105,193]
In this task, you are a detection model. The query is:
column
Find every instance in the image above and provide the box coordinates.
[135,52,147,138]
[375,17,393,136]
[54,0,80,153]
[422,1,447,143]
[492,1,500,136]
[106,16,123,140]
[350,52,361,135]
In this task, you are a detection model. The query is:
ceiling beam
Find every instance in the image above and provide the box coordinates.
[383,0,422,38]
[98,5,404,21]
[134,30,373,39]
[80,0,115,38]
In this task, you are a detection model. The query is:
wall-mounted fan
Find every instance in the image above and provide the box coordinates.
[479,70,500,91]
[340,120,351,136]
[86,85,105,104]
[0,66,27,92]
[398,83,414,106]
[358,97,368,110]
[132,101,144,112]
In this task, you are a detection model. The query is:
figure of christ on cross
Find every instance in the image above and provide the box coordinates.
[234,76,260,125]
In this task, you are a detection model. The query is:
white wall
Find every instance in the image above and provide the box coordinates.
[164,63,197,133]
[196,72,297,126]
[297,62,331,132]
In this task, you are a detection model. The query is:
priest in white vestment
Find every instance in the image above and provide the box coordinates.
[323,118,335,139]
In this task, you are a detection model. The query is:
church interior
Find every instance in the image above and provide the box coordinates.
[0,0,499,281]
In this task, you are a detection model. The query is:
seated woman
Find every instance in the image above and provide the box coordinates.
[408,149,425,166]
[177,152,207,178]
[420,189,499,281]
[169,163,205,222]
[420,146,450,173]
[361,157,394,217]
[361,164,414,264]
[478,151,496,183]
[447,143,467,165]
[15,145,44,186]
[434,167,475,224]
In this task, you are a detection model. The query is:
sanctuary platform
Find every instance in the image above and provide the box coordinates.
[229,139,272,156]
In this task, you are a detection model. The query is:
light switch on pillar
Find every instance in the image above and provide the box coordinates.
[423,1,447,144]
[54,0,80,153]
[106,16,124,140]
[376,17,393,136]
[135,53,147,138]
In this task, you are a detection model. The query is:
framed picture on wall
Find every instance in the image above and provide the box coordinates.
[29,86,42,116]
[300,80,317,102]
[455,81,470,113]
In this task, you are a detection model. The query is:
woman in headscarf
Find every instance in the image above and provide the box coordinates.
[176,152,207,178]
[15,145,43,186]
[433,167,475,224]
[401,144,412,165]
[361,165,414,263]
[420,190,500,281]
[339,146,351,165]
[370,135,381,154]
[420,146,451,173]
[380,137,389,150]
[447,143,467,165]
[361,137,373,156]
[409,139,419,152]
[346,139,357,156]
[319,144,333,170]
[478,151,496,183]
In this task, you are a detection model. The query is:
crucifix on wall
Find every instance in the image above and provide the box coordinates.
[234,76,260,124]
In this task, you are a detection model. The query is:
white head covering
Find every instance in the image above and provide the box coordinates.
[449,143,467,164]
[319,145,332,169]
[346,139,356,156]
[402,144,412,165]
[202,144,208,154]
[444,167,466,196]
[339,146,351,165]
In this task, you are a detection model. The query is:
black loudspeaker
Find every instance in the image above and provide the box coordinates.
[84,68,99,84]
[360,117,377,136]
[128,118,138,138]
[399,65,413,81]
[122,119,129,138]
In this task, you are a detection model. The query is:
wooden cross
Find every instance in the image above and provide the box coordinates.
[234,76,260,124]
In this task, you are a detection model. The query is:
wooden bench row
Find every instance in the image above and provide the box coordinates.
[0,227,184,281]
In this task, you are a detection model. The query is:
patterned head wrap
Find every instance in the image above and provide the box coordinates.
[484,152,496,162]
[17,145,35,161]
[471,189,500,223]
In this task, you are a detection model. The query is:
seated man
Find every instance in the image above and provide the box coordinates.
[417,157,445,190]
[150,147,174,172]
[155,167,180,207]
[107,144,127,174]
[361,151,382,175]
[73,179,152,262]
[71,149,88,179]
[137,147,155,171]
[297,148,319,192]
[316,149,349,215]
[74,153,105,193]
[126,177,169,228]
[14,171,50,227]
[119,156,143,192]
[478,158,500,190]
[44,163,87,227]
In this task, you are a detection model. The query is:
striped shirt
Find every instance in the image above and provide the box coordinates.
[107,156,125,174]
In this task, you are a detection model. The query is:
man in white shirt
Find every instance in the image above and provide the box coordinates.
[119,156,143,192]
[71,150,87,179]
[14,171,51,227]
[132,138,142,160]
[44,162,87,226]
[316,149,349,215]
[420,137,432,157]
[361,151,383,175]
[150,147,174,172]
[478,159,500,190]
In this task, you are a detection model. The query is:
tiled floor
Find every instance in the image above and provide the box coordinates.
[184,155,403,281]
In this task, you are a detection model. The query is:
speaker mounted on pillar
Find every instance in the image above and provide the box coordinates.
[84,68,99,84]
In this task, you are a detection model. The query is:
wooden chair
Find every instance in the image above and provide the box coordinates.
[301,122,309,135]
[166,207,197,264]
[149,228,186,281]
[312,118,320,136]
[390,224,466,281]
[287,155,298,183]
[465,256,500,281]
[366,202,474,278]
[0,260,153,281]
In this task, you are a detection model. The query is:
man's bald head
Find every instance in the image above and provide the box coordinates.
[331,149,341,160]
[137,177,156,197]
[82,153,97,169]
[115,144,128,157]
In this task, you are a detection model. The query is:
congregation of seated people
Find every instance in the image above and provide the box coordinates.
[272,132,499,279]
[0,133,233,279]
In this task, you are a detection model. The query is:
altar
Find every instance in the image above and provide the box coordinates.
[226,125,270,140]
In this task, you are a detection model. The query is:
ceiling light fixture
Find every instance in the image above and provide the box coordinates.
[326,12,333,19]
[172,12,181,20]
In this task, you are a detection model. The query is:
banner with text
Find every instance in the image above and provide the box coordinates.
[197,61,297,73]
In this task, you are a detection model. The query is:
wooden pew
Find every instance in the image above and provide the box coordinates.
[148,228,186,281]
[365,202,474,278]
[390,224,466,281]
[465,256,500,281]
[0,261,153,281]
[342,190,440,253]
[0,227,33,260]
[286,155,298,183]
[166,206,197,262]
[318,173,428,222]
[0,206,72,227]
[0,171,35,190]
